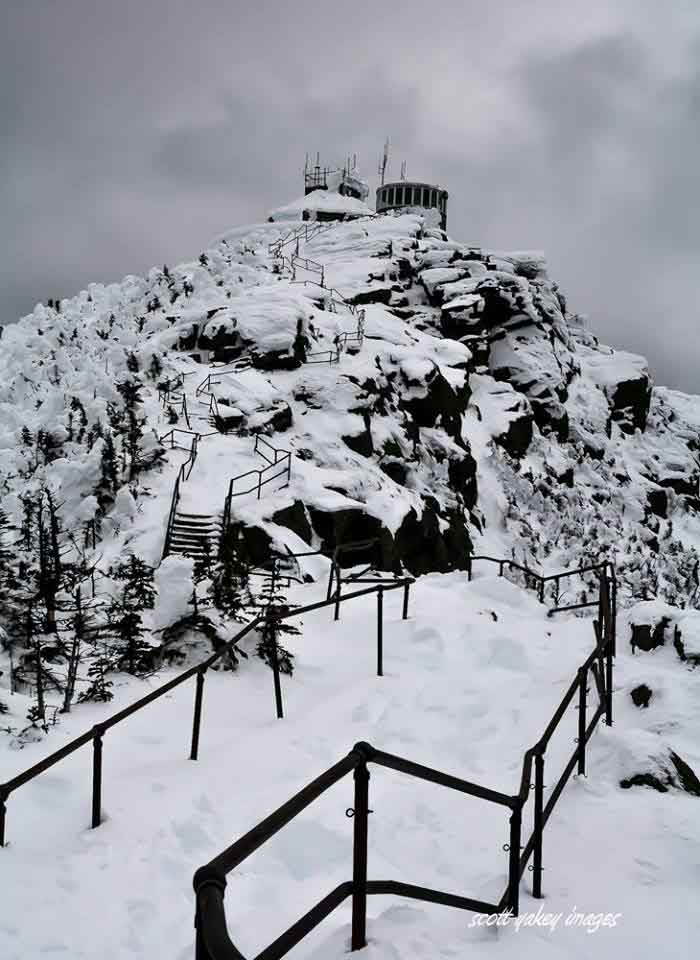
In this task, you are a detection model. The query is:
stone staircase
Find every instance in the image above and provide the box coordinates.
[166,511,218,560]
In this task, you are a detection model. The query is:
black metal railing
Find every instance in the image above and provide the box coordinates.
[468,554,617,647]
[0,573,413,848]
[221,436,292,536]
[161,430,201,558]
[267,222,334,259]
[324,538,408,629]
[195,359,253,402]
[194,567,614,959]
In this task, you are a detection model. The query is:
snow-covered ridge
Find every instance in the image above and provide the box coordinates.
[1,206,700,959]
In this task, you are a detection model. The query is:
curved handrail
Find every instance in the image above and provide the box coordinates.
[194,566,616,958]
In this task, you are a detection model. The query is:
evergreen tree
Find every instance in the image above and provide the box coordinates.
[246,558,298,676]
[115,378,146,480]
[96,431,120,513]
[107,555,157,675]
[148,353,163,381]
[77,640,114,703]
[208,527,251,623]
[56,572,104,713]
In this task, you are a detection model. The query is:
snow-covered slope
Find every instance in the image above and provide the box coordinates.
[1,208,699,959]
[1,573,698,959]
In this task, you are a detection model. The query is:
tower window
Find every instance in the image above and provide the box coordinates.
[388,186,395,205]
[422,187,429,205]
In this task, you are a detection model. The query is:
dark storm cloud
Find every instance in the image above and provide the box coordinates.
[2,0,700,390]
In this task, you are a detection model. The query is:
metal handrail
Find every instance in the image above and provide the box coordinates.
[468,554,613,613]
[195,359,253,399]
[221,438,293,537]
[0,577,413,847]
[161,432,200,558]
[194,568,616,958]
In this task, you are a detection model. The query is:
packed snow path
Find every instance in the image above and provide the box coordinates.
[3,572,696,959]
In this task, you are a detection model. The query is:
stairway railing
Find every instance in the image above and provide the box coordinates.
[0,574,412,847]
[267,222,335,259]
[193,569,615,959]
[160,430,200,558]
[221,437,292,537]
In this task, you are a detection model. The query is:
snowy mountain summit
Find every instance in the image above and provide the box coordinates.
[1,191,700,958]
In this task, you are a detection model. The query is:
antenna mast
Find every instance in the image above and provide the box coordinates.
[400,160,406,180]
[378,137,389,186]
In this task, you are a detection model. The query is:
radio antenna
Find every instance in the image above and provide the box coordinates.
[378,138,389,186]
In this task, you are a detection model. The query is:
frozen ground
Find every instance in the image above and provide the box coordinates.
[1,571,698,959]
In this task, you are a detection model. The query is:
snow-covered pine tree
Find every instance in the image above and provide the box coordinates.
[247,559,298,677]
[208,526,252,623]
[106,555,157,675]
[95,430,120,514]
[115,377,146,480]
[55,556,105,712]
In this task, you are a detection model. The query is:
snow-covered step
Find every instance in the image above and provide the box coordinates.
[166,512,219,558]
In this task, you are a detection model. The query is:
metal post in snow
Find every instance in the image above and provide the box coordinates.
[334,566,342,622]
[577,668,587,776]
[350,759,370,951]
[402,581,409,620]
[377,587,384,677]
[507,805,522,916]
[532,754,544,898]
[91,728,104,829]
[190,670,205,761]
[0,791,7,847]
[270,622,284,720]
[606,634,614,726]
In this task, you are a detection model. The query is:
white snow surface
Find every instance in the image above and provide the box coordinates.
[2,572,698,960]
[269,189,374,222]
[1,209,700,959]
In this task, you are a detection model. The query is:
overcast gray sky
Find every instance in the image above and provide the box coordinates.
[2,0,699,389]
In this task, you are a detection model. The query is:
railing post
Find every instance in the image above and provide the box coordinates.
[269,614,284,719]
[351,757,370,951]
[611,570,617,657]
[507,804,522,916]
[91,727,104,829]
[532,754,544,898]
[577,667,587,775]
[538,578,545,604]
[402,581,409,620]
[334,569,342,622]
[605,631,614,727]
[0,789,7,847]
[377,587,384,677]
[190,670,206,761]
[499,561,504,577]
[466,553,472,582]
